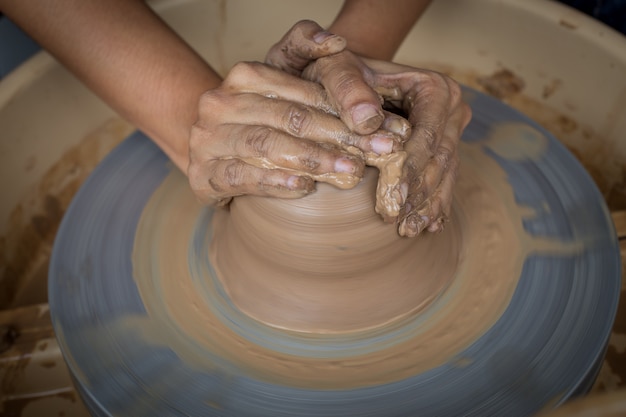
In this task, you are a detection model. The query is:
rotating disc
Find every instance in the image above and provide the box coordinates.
[49,88,621,416]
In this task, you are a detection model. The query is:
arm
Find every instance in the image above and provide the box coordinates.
[0,0,220,172]
[2,3,395,205]
[328,0,432,60]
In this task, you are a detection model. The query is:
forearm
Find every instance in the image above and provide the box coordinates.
[0,0,221,172]
[329,0,431,60]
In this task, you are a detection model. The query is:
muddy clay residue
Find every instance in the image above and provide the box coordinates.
[477,68,525,99]
[127,122,580,389]
[0,118,134,309]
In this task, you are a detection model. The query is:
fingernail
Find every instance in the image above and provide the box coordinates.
[287,175,314,192]
[313,31,334,44]
[335,157,357,173]
[352,103,383,131]
[371,135,394,155]
[385,117,411,138]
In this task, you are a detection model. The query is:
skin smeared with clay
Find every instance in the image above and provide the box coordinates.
[188,61,409,209]
[128,122,583,390]
[191,58,459,236]
[237,147,409,222]
[188,21,471,238]
[299,51,472,236]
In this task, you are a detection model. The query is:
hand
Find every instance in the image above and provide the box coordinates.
[266,21,411,138]
[302,52,472,236]
[265,19,347,77]
[268,22,471,236]
[188,61,405,206]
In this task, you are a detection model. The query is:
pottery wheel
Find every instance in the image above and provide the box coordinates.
[49,89,621,416]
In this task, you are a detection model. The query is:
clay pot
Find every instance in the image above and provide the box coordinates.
[211,168,460,333]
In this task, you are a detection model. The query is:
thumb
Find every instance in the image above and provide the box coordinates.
[265,20,347,76]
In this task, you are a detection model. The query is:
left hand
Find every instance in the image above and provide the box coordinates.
[305,53,472,237]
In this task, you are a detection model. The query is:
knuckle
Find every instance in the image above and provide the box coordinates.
[223,160,245,187]
[419,124,439,149]
[291,19,319,38]
[405,156,420,173]
[284,103,312,136]
[298,141,323,172]
[316,87,337,115]
[226,61,265,87]
[435,146,452,167]
[417,72,443,94]
[189,123,222,157]
[258,170,279,191]
[296,19,317,29]
[302,59,323,82]
[198,89,220,108]
[228,61,255,80]
[334,71,363,97]
[197,90,228,121]
[245,127,274,156]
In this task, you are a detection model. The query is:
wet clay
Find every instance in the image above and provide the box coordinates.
[211,164,454,333]
[239,147,408,221]
[212,147,410,333]
[130,122,582,389]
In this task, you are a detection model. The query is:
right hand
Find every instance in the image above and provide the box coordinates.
[267,21,471,237]
[188,61,405,206]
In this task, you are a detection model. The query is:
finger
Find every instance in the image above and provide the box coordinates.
[198,86,401,155]
[189,159,316,204]
[223,61,336,114]
[265,20,346,75]
[418,157,458,234]
[406,78,453,153]
[302,51,385,135]
[396,138,454,236]
[224,62,408,151]
[195,124,366,179]
[398,148,459,237]
[397,206,427,238]
[376,70,465,152]
[403,104,466,209]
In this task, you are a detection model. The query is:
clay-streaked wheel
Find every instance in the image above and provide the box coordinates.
[49,88,620,416]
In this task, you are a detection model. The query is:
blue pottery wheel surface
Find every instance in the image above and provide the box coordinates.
[49,89,621,417]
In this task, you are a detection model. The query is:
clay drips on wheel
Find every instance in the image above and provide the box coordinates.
[130,122,582,389]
